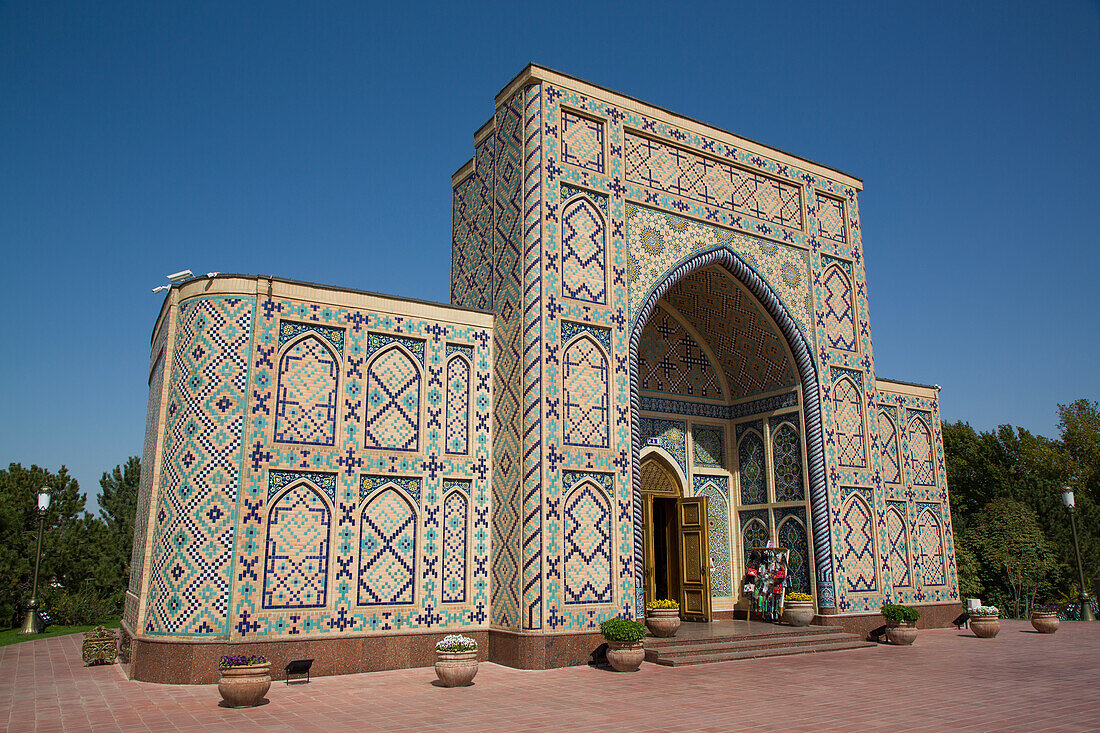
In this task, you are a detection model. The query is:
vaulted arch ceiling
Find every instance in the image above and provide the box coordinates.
[658,266,797,400]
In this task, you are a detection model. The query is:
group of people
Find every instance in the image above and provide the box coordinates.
[743,547,789,621]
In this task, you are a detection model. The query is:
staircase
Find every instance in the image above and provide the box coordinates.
[644,624,874,667]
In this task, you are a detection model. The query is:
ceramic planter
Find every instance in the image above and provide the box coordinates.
[218,663,271,708]
[1031,611,1060,634]
[605,640,645,672]
[644,608,681,637]
[970,614,1001,638]
[885,621,918,646]
[783,600,815,627]
[434,650,478,687]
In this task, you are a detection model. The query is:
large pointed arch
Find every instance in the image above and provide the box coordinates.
[631,247,833,611]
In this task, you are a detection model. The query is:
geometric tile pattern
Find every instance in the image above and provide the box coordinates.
[445,355,470,455]
[839,495,877,593]
[816,193,847,243]
[624,133,803,230]
[692,424,725,469]
[915,505,946,586]
[693,476,731,597]
[741,517,770,562]
[822,261,857,351]
[560,110,604,174]
[364,347,420,452]
[562,336,609,448]
[777,510,811,594]
[737,430,767,505]
[442,489,468,603]
[639,307,723,400]
[832,373,866,468]
[278,320,345,353]
[664,268,797,399]
[358,489,417,606]
[262,483,331,609]
[274,336,339,445]
[878,409,902,485]
[146,297,252,635]
[561,196,606,304]
[359,475,422,507]
[771,419,804,502]
[129,334,167,624]
[563,479,613,604]
[639,417,687,475]
[884,505,911,588]
[625,205,812,337]
[268,470,337,502]
[907,414,935,486]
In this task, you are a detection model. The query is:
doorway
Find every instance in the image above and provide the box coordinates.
[640,455,712,621]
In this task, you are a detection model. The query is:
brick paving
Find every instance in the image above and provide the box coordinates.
[2,620,1099,732]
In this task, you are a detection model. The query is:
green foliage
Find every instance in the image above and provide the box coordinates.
[0,459,140,629]
[0,618,120,647]
[880,603,920,624]
[953,537,983,599]
[599,617,646,643]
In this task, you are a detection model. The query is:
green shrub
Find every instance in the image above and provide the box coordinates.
[599,617,646,643]
[880,603,920,625]
[41,584,114,626]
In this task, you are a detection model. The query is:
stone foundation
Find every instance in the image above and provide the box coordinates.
[811,601,965,639]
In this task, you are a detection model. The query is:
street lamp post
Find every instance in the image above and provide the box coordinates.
[1062,487,1096,622]
[18,489,50,635]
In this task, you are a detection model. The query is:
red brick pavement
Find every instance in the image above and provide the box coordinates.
[2,621,1099,732]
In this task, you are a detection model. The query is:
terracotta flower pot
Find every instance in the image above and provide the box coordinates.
[970,614,1001,638]
[1031,611,1060,634]
[218,663,271,708]
[645,608,681,637]
[885,621,918,646]
[605,640,645,672]
[434,650,478,687]
[784,600,815,627]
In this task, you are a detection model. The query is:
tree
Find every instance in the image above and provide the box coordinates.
[969,499,1058,618]
[96,457,140,607]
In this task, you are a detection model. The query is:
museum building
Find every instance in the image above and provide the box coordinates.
[121,65,960,683]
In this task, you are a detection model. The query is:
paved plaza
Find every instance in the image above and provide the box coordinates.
[2,620,1099,732]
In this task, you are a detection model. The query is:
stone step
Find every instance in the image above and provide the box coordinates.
[648,638,876,667]
[645,630,864,659]
[644,624,839,648]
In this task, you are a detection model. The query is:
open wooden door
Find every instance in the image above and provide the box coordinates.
[677,496,711,621]
[641,497,655,607]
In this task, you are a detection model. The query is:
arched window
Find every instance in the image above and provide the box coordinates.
[563,481,613,604]
[561,197,606,304]
[884,506,911,588]
[696,479,732,597]
[445,355,471,455]
[363,346,420,451]
[441,490,469,603]
[358,488,417,605]
[833,377,866,468]
[908,415,935,486]
[563,336,609,448]
[771,422,804,502]
[878,410,901,485]
[262,483,331,609]
[274,335,339,445]
[741,518,770,561]
[777,515,810,594]
[915,507,946,586]
[822,263,857,351]
[737,431,767,505]
[840,495,877,592]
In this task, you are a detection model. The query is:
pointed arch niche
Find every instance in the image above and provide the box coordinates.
[262,482,333,609]
[274,334,340,446]
[363,345,422,452]
[357,486,418,606]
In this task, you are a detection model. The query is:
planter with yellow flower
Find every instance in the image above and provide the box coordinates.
[644,599,681,638]
[783,592,815,627]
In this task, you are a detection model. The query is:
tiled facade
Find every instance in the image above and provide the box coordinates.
[128,66,957,682]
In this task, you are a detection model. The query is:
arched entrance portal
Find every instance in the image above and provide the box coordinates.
[639,452,712,621]
[630,248,834,619]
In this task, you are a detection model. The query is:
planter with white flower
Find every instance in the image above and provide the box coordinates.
[434,634,479,687]
[644,599,681,638]
[217,655,271,708]
[969,606,1001,638]
[783,592,815,627]
[881,603,920,646]
[599,618,647,672]
[1030,604,1060,634]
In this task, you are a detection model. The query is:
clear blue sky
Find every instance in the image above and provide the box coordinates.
[2,1,1098,512]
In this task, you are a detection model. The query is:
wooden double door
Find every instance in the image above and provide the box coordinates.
[640,457,712,621]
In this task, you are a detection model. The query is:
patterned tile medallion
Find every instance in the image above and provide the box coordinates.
[692,424,725,468]
[770,418,804,502]
[737,430,767,505]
